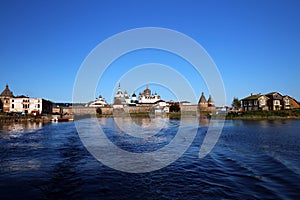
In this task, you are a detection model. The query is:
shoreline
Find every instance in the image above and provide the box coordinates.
[0,115,52,123]
[1,112,300,124]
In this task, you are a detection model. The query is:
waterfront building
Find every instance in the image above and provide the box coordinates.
[0,84,14,112]
[0,84,52,115]
[124,90,131,104]
[284,95,300,109]
[113,83,162,106]
[241,92,300,111]
[138,85,161,104]
[88,95,108,107]
[241,93,269,111]
[198,92,216,111]
[198,92,207,108]
[113,83,126,107]
[10,96,52,115]
[265,92,283,111]
[130,93,138,105]
[207,95,215,107]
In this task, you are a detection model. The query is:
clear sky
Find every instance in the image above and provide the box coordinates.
[1,0,300,105]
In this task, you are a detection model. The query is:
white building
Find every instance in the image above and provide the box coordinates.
[9,96,52,115]
[138,85,161,104]
[124,90,131,104]
[113,83,163,106]
[113,83,126,106]
[150,100,169,114]
[88,95,108,107]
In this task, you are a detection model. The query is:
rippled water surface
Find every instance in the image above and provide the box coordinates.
[0,118,300,199]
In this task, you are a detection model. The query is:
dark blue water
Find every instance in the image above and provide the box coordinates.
[0,119,300,199]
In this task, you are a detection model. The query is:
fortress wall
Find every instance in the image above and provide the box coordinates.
[54,104,215,116]
[180,105,198,112]
[70,106,151,115]
[126,106,151,113]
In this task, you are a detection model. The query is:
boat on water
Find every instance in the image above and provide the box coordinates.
[51,116,70,122]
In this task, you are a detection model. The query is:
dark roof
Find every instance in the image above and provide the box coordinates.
[265,92,283,97]
[242,94,261,101]
[265,92,283,100]
[180,100,191,103]
[241,94,269,101]
[15,95,29,98]
[198,92,207,104]
[155,100,165,103]
[207,95,214,103]
[0,84,13,97]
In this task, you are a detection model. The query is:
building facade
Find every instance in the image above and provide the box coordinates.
[0,84,14,112]
[241,92,300,111]
[113,83,162,107]
[0,84,52,115]
[198,92,216,111]
[241,94,269,111]
[9,96,52,115]
[138,85,161,104]
[88,95,108,107]
[266,92,283,111]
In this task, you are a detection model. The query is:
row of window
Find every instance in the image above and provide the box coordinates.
[11,99,41,103]
[11,104,41,109]
[243,99,289,106]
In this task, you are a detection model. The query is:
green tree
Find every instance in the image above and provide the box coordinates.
[232,97,241,110]
[169,103,180,112]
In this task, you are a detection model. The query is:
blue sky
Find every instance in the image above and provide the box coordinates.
[1,0,300,105]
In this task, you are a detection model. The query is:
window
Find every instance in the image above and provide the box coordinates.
[12,104,14,109]
[38,104,40,108]
[285,99,290,105]
[12,99,14,102]
[254,100,257,105]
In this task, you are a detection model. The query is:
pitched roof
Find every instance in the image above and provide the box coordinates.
[198,92,207,104]
[241,94,268,101]
[0,84,13,97]
[207,95,214,103]
[265,92,283,97]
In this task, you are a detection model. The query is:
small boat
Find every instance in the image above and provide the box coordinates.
[57,118,69,122]
[51,116,69,122]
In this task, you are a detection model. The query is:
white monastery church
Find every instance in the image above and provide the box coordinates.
[114,83,161,107]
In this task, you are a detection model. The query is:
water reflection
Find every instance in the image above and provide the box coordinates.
[1,118,300,199]
[233,119,294,128]
[112,117,169,138]
[199,117,209,127]
[0,121,44,138]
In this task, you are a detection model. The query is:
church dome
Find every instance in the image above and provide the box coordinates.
[0,84,14,97]
[143,85,151,96]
